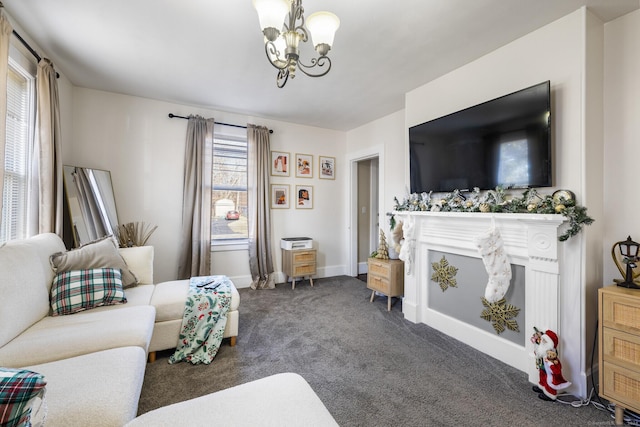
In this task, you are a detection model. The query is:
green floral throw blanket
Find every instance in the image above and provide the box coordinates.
[168,275,232,365]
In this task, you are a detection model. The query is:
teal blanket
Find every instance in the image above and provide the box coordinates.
[168,275,232,365]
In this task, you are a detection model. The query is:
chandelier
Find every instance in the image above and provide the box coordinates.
[252,0,340,88]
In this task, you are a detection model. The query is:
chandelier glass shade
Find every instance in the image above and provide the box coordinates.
[252,0,340,88]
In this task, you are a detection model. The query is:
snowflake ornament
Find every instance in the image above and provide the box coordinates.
[480,297,520,334]
[431,255,458,292]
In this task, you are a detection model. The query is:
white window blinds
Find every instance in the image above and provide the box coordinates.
[212,128,249,242]
[1,57,35,243]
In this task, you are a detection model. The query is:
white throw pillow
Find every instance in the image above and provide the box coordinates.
[50,235,138,287]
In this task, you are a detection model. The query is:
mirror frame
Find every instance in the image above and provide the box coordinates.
[63,165,119,247]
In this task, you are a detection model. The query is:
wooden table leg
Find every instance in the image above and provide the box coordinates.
[370,290,375,303]
[388,296,392,311]
[309,277,314,287]
[615,405,624,425]
[292,277,296,290]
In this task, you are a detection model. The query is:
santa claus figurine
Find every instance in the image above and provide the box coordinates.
[531,328,571,401]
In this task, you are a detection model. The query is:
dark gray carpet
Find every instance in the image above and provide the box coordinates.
[138,276,613,426]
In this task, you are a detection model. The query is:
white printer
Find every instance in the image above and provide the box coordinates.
[280,237,313,250]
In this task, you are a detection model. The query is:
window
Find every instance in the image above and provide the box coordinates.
[211,127,248,247]
[497,132,529,187]
[1,47,36,244]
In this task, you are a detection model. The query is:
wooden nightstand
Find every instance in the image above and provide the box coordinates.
[282,248,316,289]
[599,285,640,425]
[367,258,404,311]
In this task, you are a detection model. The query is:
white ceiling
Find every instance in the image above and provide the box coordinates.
[2,0,639,131]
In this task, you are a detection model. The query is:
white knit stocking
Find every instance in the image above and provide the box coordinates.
[399,216,416,275]
[475,223,512,303]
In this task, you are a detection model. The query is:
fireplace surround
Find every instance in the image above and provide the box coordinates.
[394,211,568,384]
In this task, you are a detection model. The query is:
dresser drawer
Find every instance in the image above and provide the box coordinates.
[602,361,640,413]
[603,327,640,372]
[602,292,640,335]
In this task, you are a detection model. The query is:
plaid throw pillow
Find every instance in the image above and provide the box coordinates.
[50,268,127,316]
[0,367,46,427]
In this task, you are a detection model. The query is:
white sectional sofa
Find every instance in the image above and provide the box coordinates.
[0,233,239,426]
[1,233,337,426]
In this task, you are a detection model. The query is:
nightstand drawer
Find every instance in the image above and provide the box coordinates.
[292,263,316,276]
[293,251,315,263]
[368,275,390,293]
[369,260,391,278]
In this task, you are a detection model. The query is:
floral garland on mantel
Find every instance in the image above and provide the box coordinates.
[392,187,594,242]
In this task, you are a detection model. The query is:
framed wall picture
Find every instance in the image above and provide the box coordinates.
[295,185,313,209]
[295,153,313,178]
[271,151,290,176]
[271,184,290,209]
[319,156,336,180]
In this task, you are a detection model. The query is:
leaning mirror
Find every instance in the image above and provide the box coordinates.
[63,165,119,247]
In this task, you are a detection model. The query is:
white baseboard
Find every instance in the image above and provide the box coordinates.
[230,264,349,289]
[358,262,368,275]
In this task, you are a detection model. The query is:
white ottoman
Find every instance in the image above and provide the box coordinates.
[147,279,240,361]
[126,373,338,427]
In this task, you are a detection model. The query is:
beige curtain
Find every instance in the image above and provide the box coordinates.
[35,58,63,236]
[0,9,12,219]
[177,115,215,279]
[247,124,275,289]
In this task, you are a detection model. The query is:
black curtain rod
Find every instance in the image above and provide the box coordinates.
[168,113,273,134]
[12,30,40,62]
[11,29,60,78]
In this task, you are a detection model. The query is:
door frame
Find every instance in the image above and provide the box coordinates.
[368,158,379,257]
[347,145,384,277]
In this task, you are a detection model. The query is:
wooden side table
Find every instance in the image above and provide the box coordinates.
[282,248,316,289]
[599,285,640,425]
[367,258,404,311]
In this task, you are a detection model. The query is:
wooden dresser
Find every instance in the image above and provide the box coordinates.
[599,285,640,425]
[282,248,316,289]
[367,258,404,311]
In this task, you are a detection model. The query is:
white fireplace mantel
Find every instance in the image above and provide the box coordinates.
[394,211,567,383]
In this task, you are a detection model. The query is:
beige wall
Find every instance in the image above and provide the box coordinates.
[345,110,405,276]
[603,9,640,284]
[66,88,347,285]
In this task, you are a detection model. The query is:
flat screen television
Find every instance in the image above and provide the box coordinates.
[409,81,552,194]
